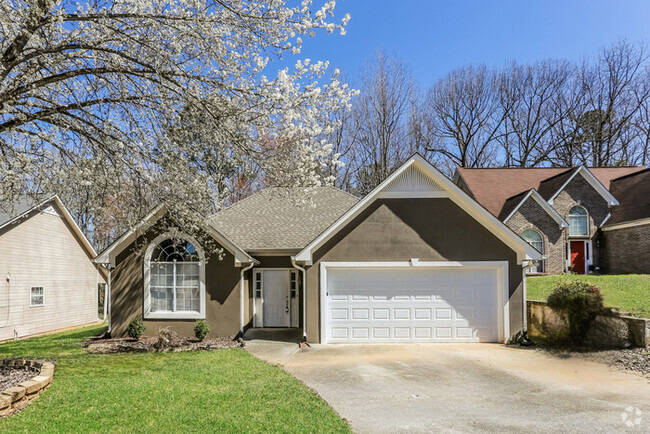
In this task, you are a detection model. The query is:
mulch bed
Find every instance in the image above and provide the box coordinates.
[84,336,242,354]
[0,365,38,391]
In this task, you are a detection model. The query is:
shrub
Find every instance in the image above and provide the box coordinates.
[546,281,605,346]
[154,326,179,351]
[126,318,145,340]
[193,319,210,341]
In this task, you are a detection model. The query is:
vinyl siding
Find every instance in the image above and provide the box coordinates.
[0,205,101,341]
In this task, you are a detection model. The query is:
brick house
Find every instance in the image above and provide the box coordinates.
[454,166,650,275]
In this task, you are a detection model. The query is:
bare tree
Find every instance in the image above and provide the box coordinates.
[349,51,415,195]
[423,65,503,168]
[571,41,650,166]
[324,99,357,190]
[497,60,576,167]
[634,79,650,166]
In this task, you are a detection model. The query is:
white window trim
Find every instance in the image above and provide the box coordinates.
[319,261,509,344]
[30,286,45,307]
[521,229,544,274]
[143,231,206,320]
[568,205,590,237]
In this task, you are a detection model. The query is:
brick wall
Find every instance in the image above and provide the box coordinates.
[601,224,650,274]
[551,174,611,272]
[506,197,565,274]
[551,175,610,236]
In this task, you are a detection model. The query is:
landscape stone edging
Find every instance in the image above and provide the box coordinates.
[0,359,54,416]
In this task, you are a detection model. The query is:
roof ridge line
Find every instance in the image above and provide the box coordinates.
[610,167,650,182]
[538,167,576,183]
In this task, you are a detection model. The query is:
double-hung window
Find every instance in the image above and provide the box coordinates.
[30,286,44,307]
[145,235,205,319]
[568,206,589,237]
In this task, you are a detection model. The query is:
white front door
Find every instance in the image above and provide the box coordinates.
[263,270,290,327]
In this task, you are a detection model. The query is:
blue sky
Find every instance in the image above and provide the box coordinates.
[278,0,650,88]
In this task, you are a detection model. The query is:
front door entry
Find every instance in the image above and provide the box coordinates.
[570,241,586,274]
[263,270,290,327]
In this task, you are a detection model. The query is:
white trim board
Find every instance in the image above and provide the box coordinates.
[548,166,619,206]
[503,189,569,229]
[319,261,510,344]
[95,204,255,267]
[601,217,650,231]
[296,154,541,265]
[143,231,206,320]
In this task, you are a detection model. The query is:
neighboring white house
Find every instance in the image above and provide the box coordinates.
[0,195,105,341]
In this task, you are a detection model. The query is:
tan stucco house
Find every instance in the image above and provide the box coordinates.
[97,155,541,344]
[0,195,105,341]
[454,166,650,275]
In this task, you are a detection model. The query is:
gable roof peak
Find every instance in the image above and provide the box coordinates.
[296,156,542,265]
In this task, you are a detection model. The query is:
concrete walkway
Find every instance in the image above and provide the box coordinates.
[245,338,650,433]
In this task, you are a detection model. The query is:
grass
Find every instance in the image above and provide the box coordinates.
[527,274,650,318]
[0,325,349,433]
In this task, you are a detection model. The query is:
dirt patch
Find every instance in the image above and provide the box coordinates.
[84,336,242,354]
[513,342,650,376]
[0,365,38,391]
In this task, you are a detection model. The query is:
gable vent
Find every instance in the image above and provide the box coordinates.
[385,166,445,193]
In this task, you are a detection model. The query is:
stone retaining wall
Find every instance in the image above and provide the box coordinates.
[527,300,650,348]
[0,359,55,416]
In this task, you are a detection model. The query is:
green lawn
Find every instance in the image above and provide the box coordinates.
[0,325,349,433]
[527,274,650,318]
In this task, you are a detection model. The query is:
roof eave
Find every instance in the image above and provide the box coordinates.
[95,205,256,268]
[503,189,569,229]
[296,154,540,265]
[548,166,619,207]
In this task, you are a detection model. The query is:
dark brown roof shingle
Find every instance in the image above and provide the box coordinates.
[456,166,646,218]
[607,169,650,226]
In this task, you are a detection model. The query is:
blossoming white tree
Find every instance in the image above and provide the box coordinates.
[0,0,355,247]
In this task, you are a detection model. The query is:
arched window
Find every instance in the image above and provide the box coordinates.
[144,234,205,319]
[522,229,544,273]
[568,206,589,237]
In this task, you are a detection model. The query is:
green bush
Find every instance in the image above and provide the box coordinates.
[126,318,145,340]
[546,280,605,345]
[193,319,210,341]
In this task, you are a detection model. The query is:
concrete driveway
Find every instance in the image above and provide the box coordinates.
[245,335,650,433]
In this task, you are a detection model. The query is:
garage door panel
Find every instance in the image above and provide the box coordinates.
[326,267,500,343]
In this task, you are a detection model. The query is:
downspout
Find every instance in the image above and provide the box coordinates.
[522,263,528,332]
[103,280,108,321]
[106,266,112,334]
[239,261,255,336]
[291,257,307,342]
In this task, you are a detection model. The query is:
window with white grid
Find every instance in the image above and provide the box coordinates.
[147,236,203,318]
[30,286,44,307]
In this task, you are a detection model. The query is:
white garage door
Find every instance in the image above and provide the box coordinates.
[324,266,502,343]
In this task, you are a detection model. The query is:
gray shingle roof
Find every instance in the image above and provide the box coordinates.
[207,186,359,251]
[0,194,55,227]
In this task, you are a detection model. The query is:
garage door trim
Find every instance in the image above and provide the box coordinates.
[320,261,509,343]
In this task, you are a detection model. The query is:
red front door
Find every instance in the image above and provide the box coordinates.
[570,241,585,274]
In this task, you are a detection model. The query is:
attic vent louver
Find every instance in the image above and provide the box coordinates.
[384,166,445,193]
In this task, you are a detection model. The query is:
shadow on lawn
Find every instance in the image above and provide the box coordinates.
[0,325,107,359]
